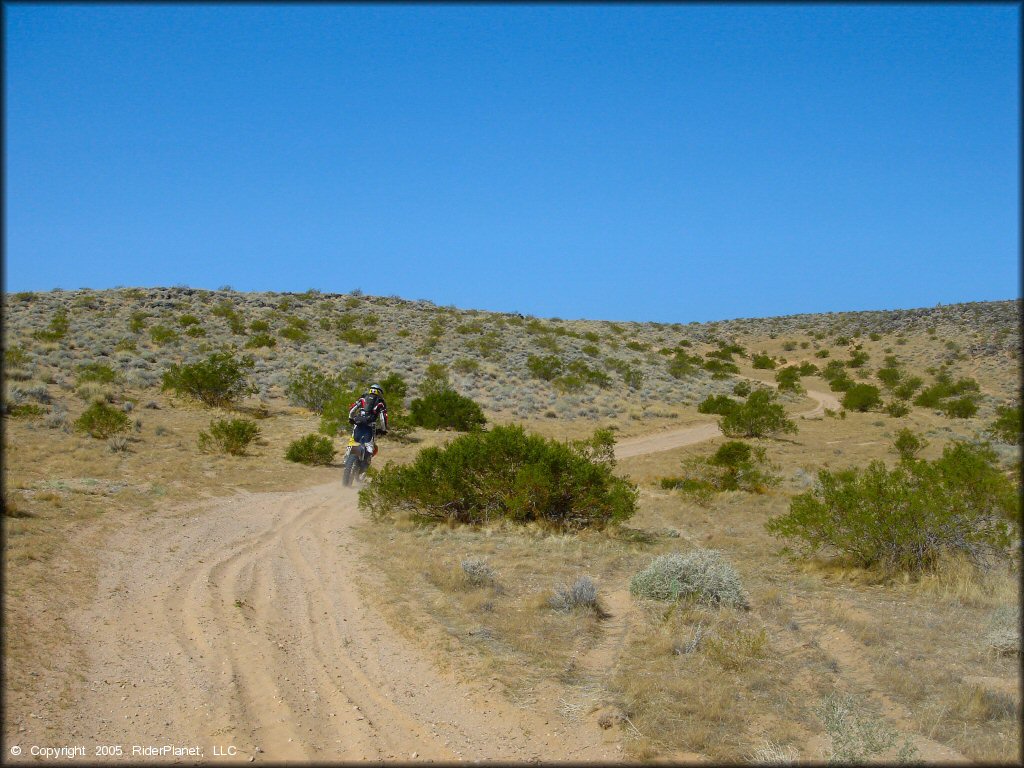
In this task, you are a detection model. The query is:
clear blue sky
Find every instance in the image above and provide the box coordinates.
[5,4,1019,323]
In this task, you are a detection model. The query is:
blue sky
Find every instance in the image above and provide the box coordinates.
[4,4,1019,323]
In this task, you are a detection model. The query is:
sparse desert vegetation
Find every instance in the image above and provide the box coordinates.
[3,287,1020,761]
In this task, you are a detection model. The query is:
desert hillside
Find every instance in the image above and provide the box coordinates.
[3,287,1020,763]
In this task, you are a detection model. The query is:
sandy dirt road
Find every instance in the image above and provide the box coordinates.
[21,484,628,764]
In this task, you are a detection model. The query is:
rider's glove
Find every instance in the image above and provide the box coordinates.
[348,417,355,425]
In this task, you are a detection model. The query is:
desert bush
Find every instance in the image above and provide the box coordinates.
[989,404,1021,444]
[161,351,257,407]
[197,418,260,456]
[698,394,738,415]
[707,440,778,492]
[549,576,600,613]
[629,549,749,609]
[452,358,480,373]
[846,350,870,368]
[178,313,200,327]
[461,557,497,587]
[245,332,277,349]
[752,352,777,369]
[148,325,179,345]
[359,425,637,530]
[280,325,310,343]
[815,349,830,358]
[527,354,563,381]
[77,362,119,385]
[284,433,336,465]
[702,358,739,378]
[892,375,922,400]
[984,605,1020,656]
[668,350,702,379]
[410,389,486,431]
[797,361,819,376]
[4,345,30,368]
[775,366,804,393]
[732,380,752,397]
[876,367,902,389]
[892,429,928,461]
[765,442,1019,571]
[74,401,131,439]
[249,319,270,332]
[286,365,347,414]
[841,384,881,412]
[817,692,917,764]
[885,401,910,418]
[942,396,978,418]
[33,308,69,341]
[720,390,797,438]
[339,328,378,346]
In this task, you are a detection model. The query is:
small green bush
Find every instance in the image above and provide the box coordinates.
[732,380,752,397]
[5,345,30,368]
[526,354,563,381]
[286,366,347,414]
[798,361,819,376]
[751,353,776,369]
[249,319,270,332]
[775,366,804,393]
[452,358,480,373]
[876,367,902,389]
[149,325,179,345]
[892,429,928,461]
[989,404,1021,444]
[285,434,336,465]
[339,328,378,346]
[942,396,978,419]
[245,332,277,349]
[720,390,797,438]
[359,425,636,531]
[178,314,201,327]
[885,401,911,418]
[198,418,260,456]
[410,389,486,431]
[702,358,739,378]
[668,350,702,379]
[74,401,130,439]
[161,352,257,407]
[280,325,310,343]
[765,442,1019,572]
[815,349,830,358]
[841,384,882,412]
[629,549,749,609]
[33,308,69,341]
[77,362,119,384]
[698,394,738,416]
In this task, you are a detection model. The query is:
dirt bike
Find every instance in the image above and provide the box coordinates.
[342,433,377,486]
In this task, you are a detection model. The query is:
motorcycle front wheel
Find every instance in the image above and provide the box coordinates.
[342,452,358,486]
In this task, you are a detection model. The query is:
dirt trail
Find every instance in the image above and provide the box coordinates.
[614,388,841,459]
[33,484,627,763]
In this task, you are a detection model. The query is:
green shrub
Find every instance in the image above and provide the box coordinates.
[885,401,910,418]
[668,350,702,379]
[178,313,201,327]
[698,394,739,415]
[892,376,922,400]
[185,325,206,337]
[245,333,277,349]
[285,434,337,465]
[198,418,260,455]
[339,328,378,346]
[876,367,902,389]
[452,358,480,373]
[817,693,918,764]
[846,350,870,368]
[629,549,749,609]
[841,384,882,412]
[74,401,130,439]
[798,361,819,376]
[410,389,486,431]
[942,397,978,418]
[285,366,346,414]
[359,424,637,531]
[732,380,752,397]
[280,325,310,343]
[720,390,797,438]
[775,366,804,393]
[892,429,928,461]
[815,349,830,358]
[989,405,1022,445]
[702,359,739,378]
[765,442,1019,571]
[33,308,69,341]
[4,345,30,368]
[249,319,271,332]
[149,325,179,345]
[161,352,257,407]
[527,354,563,381]
[751,353,776,369]
[77,362,119,384]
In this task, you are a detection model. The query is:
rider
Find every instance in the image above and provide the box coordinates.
[347,383,388,445]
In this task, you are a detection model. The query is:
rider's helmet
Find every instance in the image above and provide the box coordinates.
[368,383,384,397]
